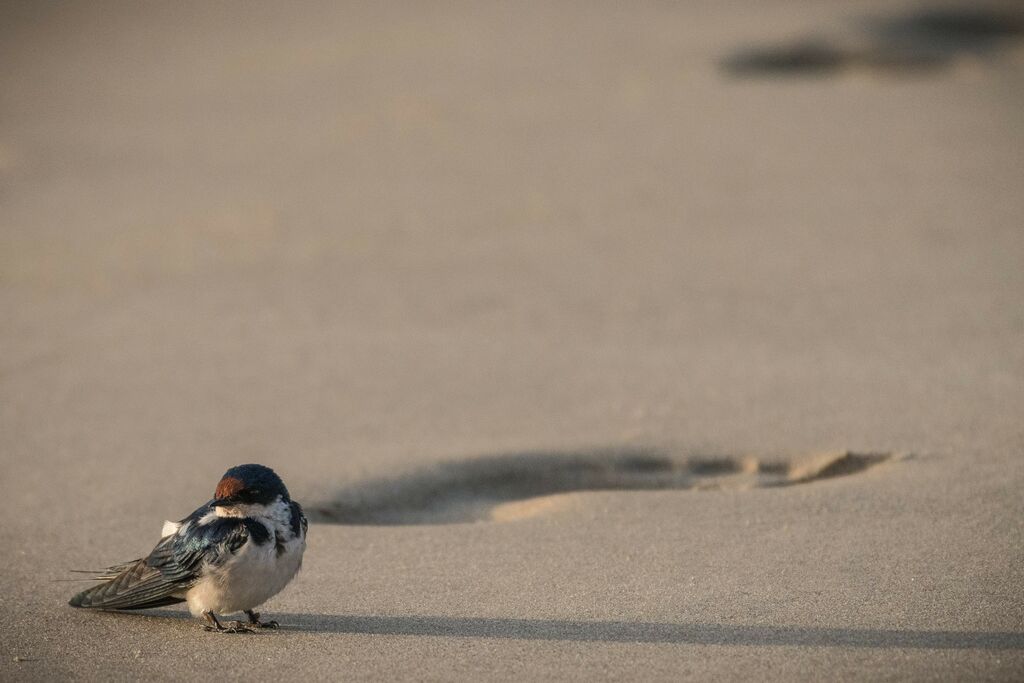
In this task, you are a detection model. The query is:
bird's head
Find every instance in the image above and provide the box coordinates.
[212,464,290,515]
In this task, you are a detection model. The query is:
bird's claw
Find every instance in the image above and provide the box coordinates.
[203,622,255,634]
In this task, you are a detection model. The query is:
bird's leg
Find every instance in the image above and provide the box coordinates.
[202,611,253,633]
[245,609,279,629]
[202,611,224,632]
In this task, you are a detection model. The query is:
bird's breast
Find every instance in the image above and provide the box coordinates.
[186,517,305,615]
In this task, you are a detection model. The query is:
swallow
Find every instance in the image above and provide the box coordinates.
[69,464,307,632]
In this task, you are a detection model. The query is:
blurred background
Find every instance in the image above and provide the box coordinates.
[2,0,1022,505]
[3,0,1023,498]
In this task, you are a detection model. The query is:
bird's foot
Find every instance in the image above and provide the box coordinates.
[202,611,254,633]
[202,621,255,633]
[245,610,280,629]
[228,620,257,633]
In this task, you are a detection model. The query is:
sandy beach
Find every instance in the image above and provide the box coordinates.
[2,1,1023,679]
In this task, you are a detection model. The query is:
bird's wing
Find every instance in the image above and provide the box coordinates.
[289,500,308,537]
[146,516,260,582]
[68,508,260,611]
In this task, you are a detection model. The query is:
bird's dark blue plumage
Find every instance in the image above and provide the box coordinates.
[217,464,290,505]
[147,509,271,580]
[288,500,306,537]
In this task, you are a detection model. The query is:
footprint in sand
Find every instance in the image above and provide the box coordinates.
[720,7,1024,78]
[310,450,904,526]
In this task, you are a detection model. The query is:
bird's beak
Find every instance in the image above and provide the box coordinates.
[211,496,238,508]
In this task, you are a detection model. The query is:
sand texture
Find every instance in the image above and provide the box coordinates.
[1,1,1023,680]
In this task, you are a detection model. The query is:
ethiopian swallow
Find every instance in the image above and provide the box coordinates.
[69,464,307,632]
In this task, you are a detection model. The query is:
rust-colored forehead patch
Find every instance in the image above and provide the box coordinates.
[215,476,245,500]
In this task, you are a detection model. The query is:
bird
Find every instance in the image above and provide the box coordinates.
[69,464,307,633]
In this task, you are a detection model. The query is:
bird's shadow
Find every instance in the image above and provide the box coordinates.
[122,610,1024,650]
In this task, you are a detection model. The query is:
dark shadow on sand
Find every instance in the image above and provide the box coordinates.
[721,6,1024,77]
[135,610,1024,650]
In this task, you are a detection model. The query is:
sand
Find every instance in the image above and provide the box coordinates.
[1,1,1023,680]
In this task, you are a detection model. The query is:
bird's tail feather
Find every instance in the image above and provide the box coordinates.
[68,559,186,610]
[68,561,143,581]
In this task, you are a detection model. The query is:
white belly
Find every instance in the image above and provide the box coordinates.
[185,531,305,616]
